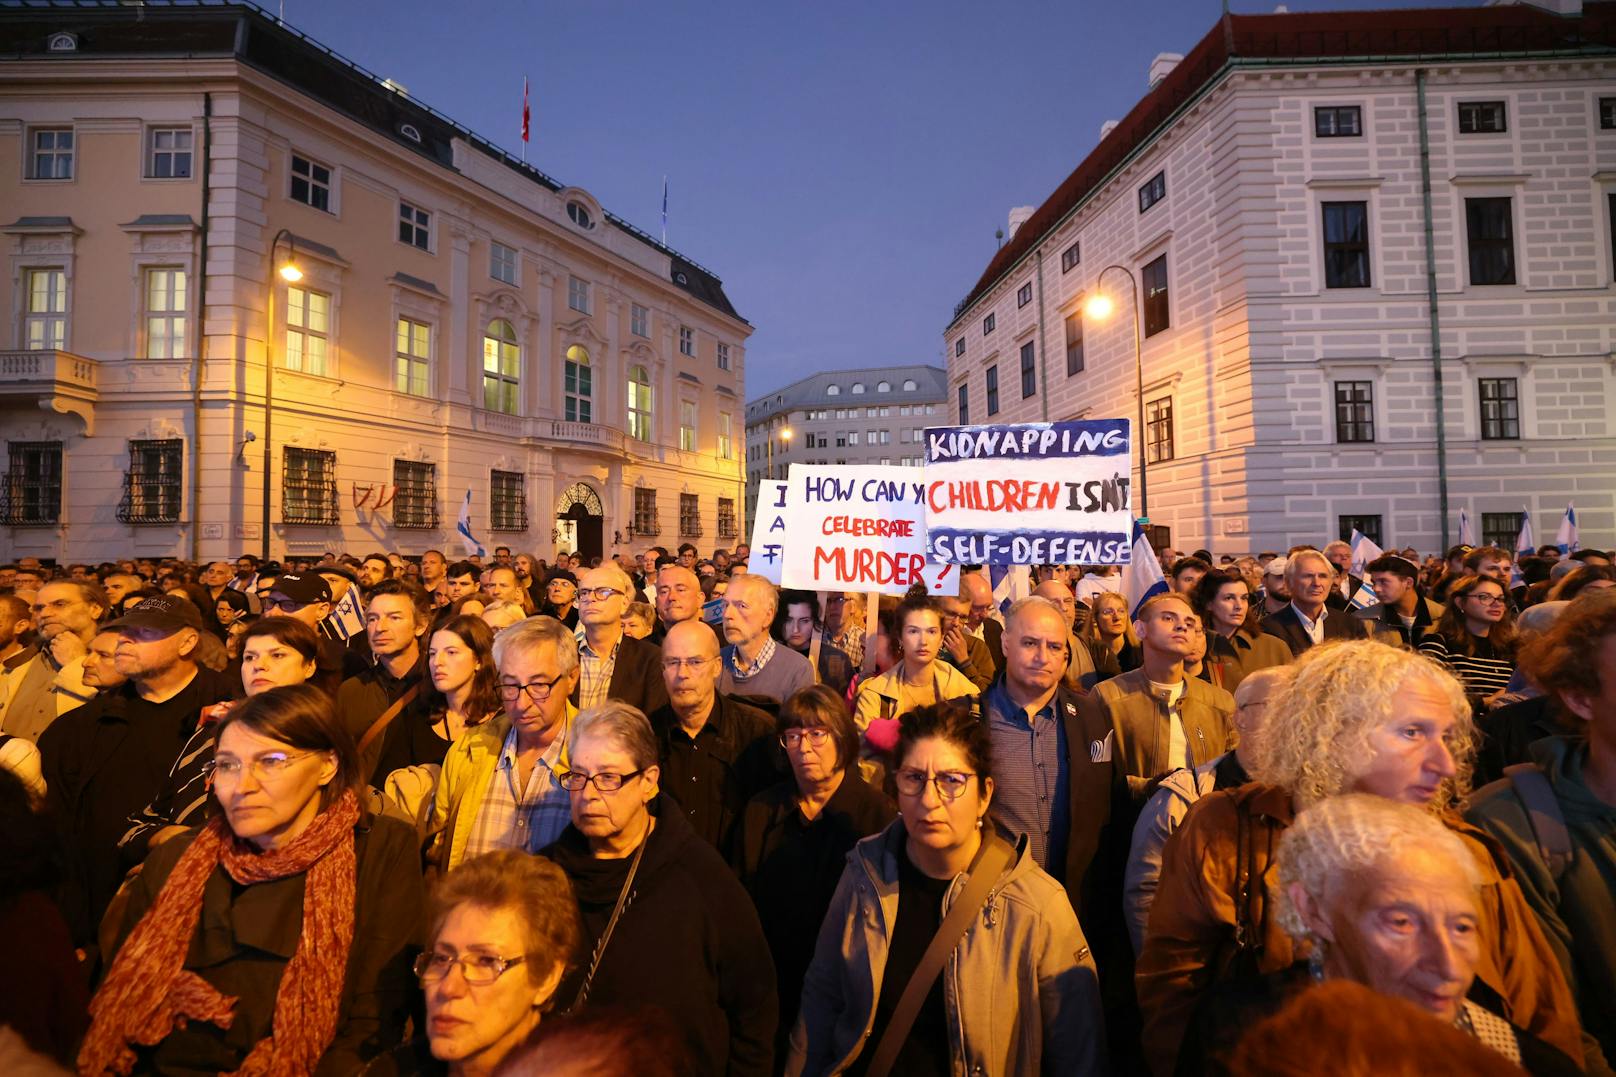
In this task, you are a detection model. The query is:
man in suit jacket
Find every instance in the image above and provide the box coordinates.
[1322,540,1362,612]
[1262,549,1368,657]
[962,572,1005,672]
[572,563,668,715]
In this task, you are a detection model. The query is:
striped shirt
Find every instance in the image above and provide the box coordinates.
[464,719,573,858]
[1418,632,1515,701]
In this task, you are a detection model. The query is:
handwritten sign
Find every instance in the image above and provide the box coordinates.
[747,480,789,585]
[780,465,954,595]
[924,419,1133,565]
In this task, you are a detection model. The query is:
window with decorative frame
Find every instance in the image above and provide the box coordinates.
[482,319,520,414]
[2,441,63,525]
[143,267,188,359]
[634,487,660,536]
[392,460,438,529]
[1146,396,1175,463]
[1457,101,1507,134]
[680,493,702,537]
[1334,381,1375,443]
[564,344,593,423]
[490,470,526,531]
[117,439,183,524]
[717,497,737,539]
[282,447,338,525]
[1313,105,1362,137]
[628,365,653,441]
[1482,512,1523,550]
[285,286,331,375]
[1479,377,1520,440]
[395,317,431,397]
[25,268,68,350]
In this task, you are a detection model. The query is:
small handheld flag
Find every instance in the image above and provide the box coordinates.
[1511,509,1534,588]
[327,585,366,642]
[988,565,1031,619]
[1458,507,1477,547]
[457,489,487,559]
[1348,529,1383,578]
[1555,503,1578,555]
[1122,521,1168,620]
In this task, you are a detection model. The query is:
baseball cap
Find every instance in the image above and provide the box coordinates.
[105,594,204,636]
[1263,556,1289,577]
[267,572,332,606]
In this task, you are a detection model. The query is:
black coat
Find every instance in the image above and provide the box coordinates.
[570,633,669,716]
[1259,604,1367,657]
[543,796,778,1077]
[649,693,782,852]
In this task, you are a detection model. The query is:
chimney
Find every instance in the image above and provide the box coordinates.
[1099,119,1120,141]
[1007,206,1036,238]
[1147,52,1184,89]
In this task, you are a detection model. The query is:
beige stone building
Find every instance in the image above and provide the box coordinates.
[0,2,748,565]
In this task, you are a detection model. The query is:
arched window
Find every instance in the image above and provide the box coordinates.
[482,319,520,415]
[851,382,865,395]
[903,379,918,391]
[627,364,653,442]
[564,344,592,423]
[567,201,594,229]
[826,384,840,396]
[877,380,891,392]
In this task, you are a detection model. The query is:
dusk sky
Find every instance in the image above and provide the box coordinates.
[284,0,1449,396]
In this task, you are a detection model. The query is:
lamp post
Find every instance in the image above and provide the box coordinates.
[262,229,303,561]
[767,423,792,480]
[1083,265,1149,528]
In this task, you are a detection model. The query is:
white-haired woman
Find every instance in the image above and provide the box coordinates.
[1134,640,1589,1076]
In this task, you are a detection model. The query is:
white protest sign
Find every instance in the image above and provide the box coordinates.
[780,465,955,595]
[924,419,1134,565]
[747,479,789,584]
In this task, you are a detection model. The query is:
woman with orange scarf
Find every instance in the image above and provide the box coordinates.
[81,683,424,1075]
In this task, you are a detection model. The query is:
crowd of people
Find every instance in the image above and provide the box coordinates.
[0,534,1611,1075]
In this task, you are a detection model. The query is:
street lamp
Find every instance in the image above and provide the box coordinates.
[262,229,303,560]
[768,424,793,480]
[1083,265,1149,526]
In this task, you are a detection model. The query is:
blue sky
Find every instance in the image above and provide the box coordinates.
[283,0,1454,396]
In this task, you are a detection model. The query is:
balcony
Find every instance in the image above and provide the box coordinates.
[541,419,626,455]
[0,350,100,433]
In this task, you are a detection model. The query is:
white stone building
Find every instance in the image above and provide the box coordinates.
[0,2,748,566]
[945,1,1616,555]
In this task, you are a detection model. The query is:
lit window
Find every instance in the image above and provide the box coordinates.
[482,319,520,414]
[25,269,68,350]
[147,127,193,178]
[628,365,653,441]
[285,286,331,375]
[144,268,187,359]
[718,411,734,459]
[564,344,592,423]
[680,400,697,451]
[396,317,431,397]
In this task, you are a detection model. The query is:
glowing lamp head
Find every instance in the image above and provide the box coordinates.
[278,262,304,283]
[781,427,793,441]
[1084,294,1115,320]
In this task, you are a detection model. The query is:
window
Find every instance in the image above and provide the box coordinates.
[146,127,193,178]
[1313,105,1362,137]
[679,400,697,451]
[679,325,695,357]
[395,317,431,397]
[28,128,74,180]
[2,442,63,524]
[1064,312,1084,376]
[1061,240,1081,273]
[117,439,182,523]
[718,411,734,459]
[563,345,592,423]
[680,493,702,537]
[1466,198,1516,286]
[631,303,649,338]
[143,268,187,359]
[1602,97,1616,130]
[566,201,594,229]
[903,379,918,391]
[877,380,891,393]
[958,384,969,424]
[1138,171,1167,213]
[1338,515,1383,546]
[1146,396,1175,463]
[392,460,438,529]
[628,365,653,441]
[1017,282,1033,308]
[717,497,737,539]
[1457,101,1507,134]
[568,275,591,315]
[25,269,67,350]
[490,470,526,531]
[718,342,731,370]
[1142,254,1170,337]
[1479,378,1520,440]
[490,241,517,285]
[848,431,860,445]
[985,366,1000,416]
[482,319,520,414]
[1334,381,1375,443]
[284,286,331,375]
[826,384,840,396]
[1321,202,1371,288]
[282,447,338,525]
[397,202,430,249]
[983,313,995,336]
[290,153,332,211]
[1482,512,1524,550]
[955,337,965,356]
[852,383,865,395]
[634,487,659,536]
[1019,341,1037,398]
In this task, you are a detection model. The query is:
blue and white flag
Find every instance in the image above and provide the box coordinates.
[326,584,366,642]
[1458,507,1478,547]
[456,489,487,559]
[1122,520,1168,620]
[988,564,1031,618]
[1348,529,1383,578]
[1511,509,1534,588]
[1555,503,1578,555]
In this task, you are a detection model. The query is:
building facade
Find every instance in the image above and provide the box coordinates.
[946,1,1616,556]
[0,2,748,566]
[744,364,948,523]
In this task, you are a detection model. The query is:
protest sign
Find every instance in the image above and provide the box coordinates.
[780,465,954,595]
[747,479,789,584]
[923,419,1133,565]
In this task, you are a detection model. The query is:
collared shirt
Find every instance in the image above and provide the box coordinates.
[655,694,779,850]
[577,636,621,711]
[465,720,572,859]
[728,636,777,681]
[983,680,1070,873]
[1290,602,1326,646]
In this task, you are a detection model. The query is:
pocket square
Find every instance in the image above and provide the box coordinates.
[1090,729,1113,763]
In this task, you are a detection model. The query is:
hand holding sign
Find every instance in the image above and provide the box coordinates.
[780,465,954,595]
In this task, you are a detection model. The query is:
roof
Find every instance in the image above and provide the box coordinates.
[950,1,1616,327]
[0,0,744,322]
[746,364,949,422]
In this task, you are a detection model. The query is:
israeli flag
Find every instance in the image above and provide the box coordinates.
[1122,520,1168,620]
[1348,529,1383,578]
[1458,507,1477,547]
[457,489,487,559]
[1555,503,1577,555]
[1511,509,1534,588]
[988,565,1031,618]
[327,585,366,642]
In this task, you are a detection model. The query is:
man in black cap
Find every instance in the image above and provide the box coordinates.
[541,569,580,629]
[261,571,361,692]
[37,595,238,949]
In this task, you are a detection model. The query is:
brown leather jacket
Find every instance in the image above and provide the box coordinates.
[1135,782,1588,1076]
[1078,667,1235,800]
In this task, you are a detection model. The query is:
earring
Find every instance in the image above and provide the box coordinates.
[975,817,984,830]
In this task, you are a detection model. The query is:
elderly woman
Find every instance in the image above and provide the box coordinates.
[1136,641,1588,1076]
[541,702,778,1076]
[85,684,423,1074]
[789,700,1103,1076]
[852,595,977,780]
[1192,567,1290,692]
[733,686,894,1058]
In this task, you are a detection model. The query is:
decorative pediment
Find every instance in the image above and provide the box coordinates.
[559,314,607,346]
[625,339,657,361]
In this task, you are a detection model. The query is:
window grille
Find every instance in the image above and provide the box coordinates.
[117,439,182,523]
[1,441,62,525]
[490,470,527,531]
[282,447,338,525]
[392,460,438,529]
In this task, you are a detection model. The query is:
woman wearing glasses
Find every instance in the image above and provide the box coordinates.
[734,686,894,1060]
[541,701,779,1076]
[1417,575,1520,712]
[84,684,423,1075]
[789,700,1103,1076]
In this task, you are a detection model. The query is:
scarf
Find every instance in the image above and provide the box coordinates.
[80,790,362,1076]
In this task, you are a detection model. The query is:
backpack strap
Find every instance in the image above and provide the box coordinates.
[1503,763,1573,882]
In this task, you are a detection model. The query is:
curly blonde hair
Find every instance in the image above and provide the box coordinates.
[1274,793,1482,942]
[1248,640,1475,809]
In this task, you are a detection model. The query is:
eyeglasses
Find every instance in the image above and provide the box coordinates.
[780,728,833,749]
[260,598,307,612]
[578,586,626,602]
[661,656,715,673]
[558,768,645,793]
[413,950,533,986]
[1465,592,1507,606]
[893,769,977,800]
[497,675,562,702]
[204,751,314,784]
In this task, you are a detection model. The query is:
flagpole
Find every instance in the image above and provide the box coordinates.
[521,76,530,165]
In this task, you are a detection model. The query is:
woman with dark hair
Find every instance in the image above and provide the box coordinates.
[789,700,1103,1075]
[1418,574,1519,711]
[1192,567,1291,693]
[852,595,976,781]
[373,615,501,784]
[734,686,894,1057]
[85,684,423,1075]
[214,587,255,661]
[1546,563,1616,601]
